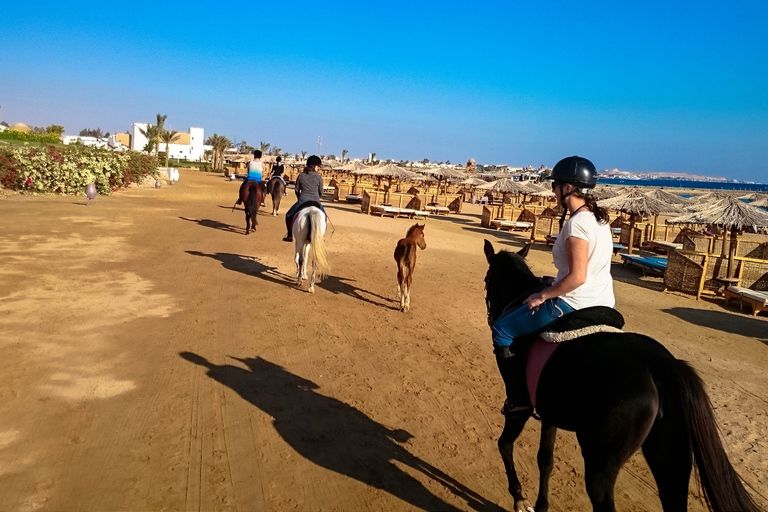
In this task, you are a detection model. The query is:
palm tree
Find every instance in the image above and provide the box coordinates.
[260,141,270,154]
[300,151,307,160]
[341,149,348,163]
[138,123,159,155]
[154,114,168,156]
[270,146,282,156]
[370,152,377,164]
[160,129,182,168]
[214,135,232,170]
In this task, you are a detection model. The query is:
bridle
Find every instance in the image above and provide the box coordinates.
[484,272,545,328]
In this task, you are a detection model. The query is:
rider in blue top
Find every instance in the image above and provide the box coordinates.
[246,150,263,182]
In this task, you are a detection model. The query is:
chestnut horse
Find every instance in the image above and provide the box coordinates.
[394,223,426,312]
[266,177,286,216]
[232,180,265,235]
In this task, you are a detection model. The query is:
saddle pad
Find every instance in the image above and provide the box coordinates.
[526,337,559,408]
[540,325,623,343]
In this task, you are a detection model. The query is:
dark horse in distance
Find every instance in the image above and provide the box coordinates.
[232,180,265,235]
[266,176,287,216]
[394,223,426,312]
[483,240,760,512]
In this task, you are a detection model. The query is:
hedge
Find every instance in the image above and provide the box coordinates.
[0,145,158,195]
[0,130,60,144]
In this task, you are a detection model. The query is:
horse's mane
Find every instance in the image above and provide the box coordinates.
[495,249,537,279]
[406,223,424,238]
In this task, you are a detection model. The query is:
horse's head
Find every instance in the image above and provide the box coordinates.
[407,223,427,250]
[483,240,539,327]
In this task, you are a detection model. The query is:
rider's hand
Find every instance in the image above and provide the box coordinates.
[525,292,546,310]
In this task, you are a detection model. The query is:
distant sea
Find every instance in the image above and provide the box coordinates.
[599,178,768,193]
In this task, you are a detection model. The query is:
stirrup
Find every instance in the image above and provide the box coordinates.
[501,399,533,417]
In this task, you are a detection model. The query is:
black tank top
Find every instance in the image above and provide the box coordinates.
[272,164,284,177]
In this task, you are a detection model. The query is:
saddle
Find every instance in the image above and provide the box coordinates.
[526,307,625,408]
[290,201,326,230]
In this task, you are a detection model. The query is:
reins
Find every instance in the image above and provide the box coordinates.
[485,279,546,328]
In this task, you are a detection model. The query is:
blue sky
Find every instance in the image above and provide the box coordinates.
[2,0,766,181]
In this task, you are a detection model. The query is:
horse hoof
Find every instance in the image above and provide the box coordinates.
[308,287,315,294]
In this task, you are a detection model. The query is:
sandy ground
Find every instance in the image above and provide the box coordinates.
[0,170,766,512]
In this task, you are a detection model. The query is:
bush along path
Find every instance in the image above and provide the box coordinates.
[0,145,159,195]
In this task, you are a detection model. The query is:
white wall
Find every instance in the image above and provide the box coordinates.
[131,123,149,151]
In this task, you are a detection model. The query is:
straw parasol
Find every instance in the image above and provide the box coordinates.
[476,178,527,218]
[749,196,768,208]
[598,190,682,254]
[368,164,420,200]
[416,167,468,200]
[667,196,768,277]
[643,188,690,205]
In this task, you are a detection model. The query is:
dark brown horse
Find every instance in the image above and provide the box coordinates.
[232,180,265,235]
[484,240,762,512]
[394,223,426,312]
[266,177,286,216]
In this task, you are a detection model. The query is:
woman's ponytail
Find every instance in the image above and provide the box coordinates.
[583,193,609,224]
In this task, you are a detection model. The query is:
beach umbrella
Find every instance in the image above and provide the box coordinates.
[591,185,622,201]
[598,190,682,254]
[476,178,527,218]
[340,161,373,193]
[749,196,768,208]
[369,164,420,200]
[417,167,468,199]
[642,188,690,205]
[667,196,768,277]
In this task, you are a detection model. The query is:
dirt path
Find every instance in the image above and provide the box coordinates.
[0,170,766,511]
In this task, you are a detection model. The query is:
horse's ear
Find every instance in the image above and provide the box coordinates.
[517,242,532,259]
[483,239,495,263]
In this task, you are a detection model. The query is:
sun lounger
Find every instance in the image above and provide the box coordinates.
[346,194,363,204]
[612,243,625,255]
[371,205,430,219]
[490,219,533,232]
[425,205,450,215]
[620,254,668,276]
[648,240,683,254]
[724,286,768,316]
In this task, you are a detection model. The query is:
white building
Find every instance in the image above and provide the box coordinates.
[130,124,206,161]
[62,134,128,150]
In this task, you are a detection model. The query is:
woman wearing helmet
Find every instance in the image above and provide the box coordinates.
[282,155,326,242]
[492,156,615,415]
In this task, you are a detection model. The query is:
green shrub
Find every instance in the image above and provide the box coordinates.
[0,130,60,144]
[0,145,159,195]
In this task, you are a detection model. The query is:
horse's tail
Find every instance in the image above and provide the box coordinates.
[308,209,330,278]
[667,359,761,512]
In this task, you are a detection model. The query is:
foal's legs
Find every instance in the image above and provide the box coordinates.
[498,414,534,512]
[534,423,558,512]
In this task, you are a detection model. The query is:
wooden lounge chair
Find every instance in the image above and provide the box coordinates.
[724,286,768,316]
[648,240,683,254]
[490,219,533,232]
[620,254,668,276]
[425,205,450,215]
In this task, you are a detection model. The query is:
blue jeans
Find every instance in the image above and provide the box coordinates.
[491,298,574,348]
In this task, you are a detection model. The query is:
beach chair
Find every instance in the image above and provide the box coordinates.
[724,286,768,316]
[620,254,668,276]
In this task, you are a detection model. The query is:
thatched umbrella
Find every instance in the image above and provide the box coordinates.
[668,196,768,277]
[598,190,681,254]
[417,167,468,198]
[476,178,527,218]
[643,188,690,205]
[749,196,768,208]
[339,161,371,193]
[369,164,420,201]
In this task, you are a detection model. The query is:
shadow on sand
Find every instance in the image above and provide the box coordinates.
[186,251,295,287]
[180,352,504,512]
[663,307,768,344]
[179,216,243,234]
[317,275,400,310]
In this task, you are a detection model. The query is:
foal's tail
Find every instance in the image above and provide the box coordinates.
[309,209,330,278]
[670,360,762,512]
[398,244,412,278]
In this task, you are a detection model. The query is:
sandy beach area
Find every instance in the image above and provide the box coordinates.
[0,169,766,511]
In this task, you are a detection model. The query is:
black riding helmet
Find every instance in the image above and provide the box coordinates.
[306,155,322,169]
[549,156,598,189]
